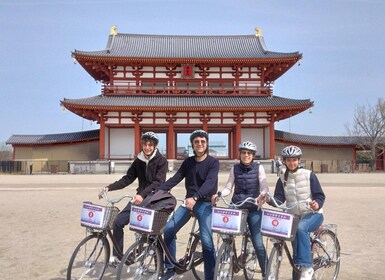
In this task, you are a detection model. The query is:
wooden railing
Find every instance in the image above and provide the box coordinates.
[102,85,271,95]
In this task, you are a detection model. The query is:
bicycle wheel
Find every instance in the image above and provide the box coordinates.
[265,245,282,280]
[67,233,109,280]
[242,235,259,280]
[191,236,204,280]
[214,241,234,279]
[312,229,340,280]
[116,237,162,280]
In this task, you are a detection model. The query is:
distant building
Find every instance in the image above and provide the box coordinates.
[6,27,384,172]
[61,27,311,160]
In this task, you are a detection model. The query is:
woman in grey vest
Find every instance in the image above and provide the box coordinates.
[272,145,325,280]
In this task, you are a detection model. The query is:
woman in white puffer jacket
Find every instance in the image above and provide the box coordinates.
[272,146,326,280]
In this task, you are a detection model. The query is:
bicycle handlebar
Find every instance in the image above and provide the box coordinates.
[98,188,134,206]
[216,193,258,209]
[265,192,311,211]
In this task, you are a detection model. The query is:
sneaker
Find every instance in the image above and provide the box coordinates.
[159,268,176,280]
[300,266,314,280]
[108,256,120,267]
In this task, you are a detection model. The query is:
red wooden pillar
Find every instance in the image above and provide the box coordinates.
[232,113,242,159]
[167,116,176,159]
[269,114,276,159]
[134,121,141,155]
[99,118,105,160]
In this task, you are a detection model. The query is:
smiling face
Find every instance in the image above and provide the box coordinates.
[192,136,207,157]
[141,140,156,157]
[239,149,254,166]
[283,157,300,171]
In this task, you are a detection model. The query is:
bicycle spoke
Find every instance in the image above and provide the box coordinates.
[312,230,340,280]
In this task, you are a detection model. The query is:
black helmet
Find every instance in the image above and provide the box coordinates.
[141,132,159,145]
[190,129,208,143]
[281,145,302,159]
[238,141,257,154]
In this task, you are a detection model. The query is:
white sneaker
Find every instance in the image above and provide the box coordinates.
[300,266,314,280]
[109,256,120,267]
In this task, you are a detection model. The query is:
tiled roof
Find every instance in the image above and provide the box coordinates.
[275,130,358,146]
[6,129,99,145]
[61,94,312,110]
[7,129,364,147]
[73,33,300,59]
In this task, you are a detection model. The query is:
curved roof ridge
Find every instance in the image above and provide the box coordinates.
[275,130,356,146]
[7,129,363,146]
[74,32,300,59]
[6,129,99,145]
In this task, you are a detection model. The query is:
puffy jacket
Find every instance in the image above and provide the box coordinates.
[232,162,260,210]
[107,149,168,199]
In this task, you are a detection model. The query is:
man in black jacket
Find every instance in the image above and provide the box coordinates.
[101,132,168,262]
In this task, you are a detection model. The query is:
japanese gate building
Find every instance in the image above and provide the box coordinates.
[61,27,312,161]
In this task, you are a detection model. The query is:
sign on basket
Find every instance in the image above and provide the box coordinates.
[129,206,156,233]
[261,208,299,241]
[81,203,106,228]
[211,207,247,235]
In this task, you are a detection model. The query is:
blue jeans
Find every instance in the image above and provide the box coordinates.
[112,202,132,257]
[292,212,324,267]
[163,201,216,280]
[247,210,267,276]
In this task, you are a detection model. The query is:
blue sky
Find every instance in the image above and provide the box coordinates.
[1,0,385,144]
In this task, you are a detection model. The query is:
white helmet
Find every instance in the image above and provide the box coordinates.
[238,141,257,154]
[281,145,302,159]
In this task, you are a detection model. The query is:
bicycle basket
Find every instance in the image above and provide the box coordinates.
[211,207,248,235]
[129,205,170,235]
[80,201,120,230]
[261,208,299,241]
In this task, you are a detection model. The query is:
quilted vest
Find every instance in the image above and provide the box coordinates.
[282,168,313,217]
[232,162,260,210]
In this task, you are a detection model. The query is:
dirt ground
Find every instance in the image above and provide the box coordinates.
[0,172,384,280]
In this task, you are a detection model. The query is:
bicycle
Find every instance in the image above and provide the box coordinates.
[262,193,341,280]
[116,198,205,280]
[212,195,262,280]
[67,190,134,280]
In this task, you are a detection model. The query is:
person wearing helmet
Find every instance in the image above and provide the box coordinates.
[269,145,325,280]
[211,140,269,278]
[101,131,168,264]
[159,129,219,280]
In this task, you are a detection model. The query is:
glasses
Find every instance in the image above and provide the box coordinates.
[193,140,207,145]
[240,151,254,156]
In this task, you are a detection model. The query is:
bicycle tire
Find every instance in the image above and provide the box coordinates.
[214,241,234,279]
[191,236,204,280]
[242,234,259,280]
[265,245,282,280]
[312,229,341,280]
[67,233,109,280]
[116,237,162,280]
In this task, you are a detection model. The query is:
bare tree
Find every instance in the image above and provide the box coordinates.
[346,98,385,171]
[0,142,13,161]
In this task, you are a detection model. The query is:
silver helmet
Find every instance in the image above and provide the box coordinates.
[281,145,302,158]
[238,141,257,153]
[190,129,208,143]
[141,132,159,145]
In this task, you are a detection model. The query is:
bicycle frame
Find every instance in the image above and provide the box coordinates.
[144,213,203,274]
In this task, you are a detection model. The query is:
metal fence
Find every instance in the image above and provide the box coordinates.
[0,159,383,175]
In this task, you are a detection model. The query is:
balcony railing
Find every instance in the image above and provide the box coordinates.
[102,85,271,95]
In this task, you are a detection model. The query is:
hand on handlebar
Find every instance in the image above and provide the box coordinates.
[98,187,108,199]
[132,194,143,205]
[211,192,221,205]
[309,200,320,211]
